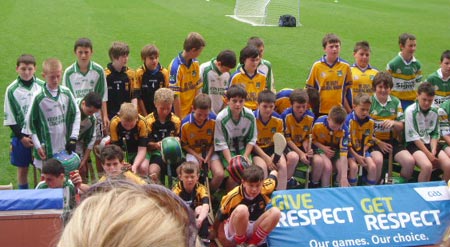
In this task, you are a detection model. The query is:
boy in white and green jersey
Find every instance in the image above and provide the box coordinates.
[62,38,108,132]
[387,33,422,110]
[214,85,257,168]
[427,50,450,106]
[24,58,80,170]
[4,54,44,189]
[404,82,450,182]
[76,92,102,182]
[36,158,76,223]
[200,50,236,115]
[369,72,416,181]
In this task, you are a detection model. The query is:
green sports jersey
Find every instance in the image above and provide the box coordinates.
[78,109,97,150]
[427,68,450,106]
[200,59,230,115]
[386,53,422,101]
[404,102,439,144]
[214,106,257,153]
[36,179,76,211]
[369,94,403,141]
[438,100,450,137]
[24,85,80,159]
[3,76,44,135]
[62,61,107,104]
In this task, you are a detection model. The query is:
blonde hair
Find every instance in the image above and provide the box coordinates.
[154,88,175,105]
[58,180,199,247]
[118,102,138,121]
[42,58,62,73]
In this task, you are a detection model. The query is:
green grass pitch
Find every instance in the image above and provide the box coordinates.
[0,0,449,186]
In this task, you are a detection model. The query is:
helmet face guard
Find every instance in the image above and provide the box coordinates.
[228,155,251,184]
[161,137,184,166]
[53,150,81,176]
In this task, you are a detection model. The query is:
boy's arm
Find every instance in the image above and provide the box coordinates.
[243,143,254,161]
[197,202,210,227]
[222,148,233,164]
[132,146,147,172]
[173,96,181,118]
[102,101,110,133]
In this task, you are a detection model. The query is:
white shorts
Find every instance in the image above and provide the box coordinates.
[186,153,219,165]
[224,219,255,242]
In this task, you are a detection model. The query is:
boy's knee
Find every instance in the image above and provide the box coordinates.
[233,205,249,218]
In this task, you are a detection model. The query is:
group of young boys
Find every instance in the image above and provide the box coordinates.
[3,31,450,247]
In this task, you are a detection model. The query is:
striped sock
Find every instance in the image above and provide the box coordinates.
[365,179,377,185]
[348,178,358,186]
[248,226,269,245]
[234,234,247,244]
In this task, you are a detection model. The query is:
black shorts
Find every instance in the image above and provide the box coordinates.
[372,139,406,159]
[406,142,442,156]
[285,145,305,155]
[150,153,178,177]
[252,146,275,157]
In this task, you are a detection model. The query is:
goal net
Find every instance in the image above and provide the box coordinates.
[227,0,301,27]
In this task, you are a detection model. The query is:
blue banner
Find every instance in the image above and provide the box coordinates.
[267,181,450,247]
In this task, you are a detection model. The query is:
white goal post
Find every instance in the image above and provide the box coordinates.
[227,0,301,27]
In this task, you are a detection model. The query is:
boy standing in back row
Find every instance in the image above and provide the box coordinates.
[133,44,169,116]
[104,41,135,120]
[24,58,81,170]
[200,49,236,115]
[168,32,206,119]
[4,54,44,189]
[306,33,353,116]
[387,33,422,110]
[63,38,108,129]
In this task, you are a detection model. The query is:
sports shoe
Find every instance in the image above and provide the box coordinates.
[287,177,299,189]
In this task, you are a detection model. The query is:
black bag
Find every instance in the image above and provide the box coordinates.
[279,15,296,27]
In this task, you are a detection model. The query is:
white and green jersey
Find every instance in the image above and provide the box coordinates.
[214,106,257,153]
[200,59,230,115]
[369,94,403,141]
[438,100,450,137]
[259,59,275,92]
[427,68,450,106]
[237,59,275,92]
[4,76,44,131]
[404,101,439,144]
[78,110,97,150]
[62,61,107,104]
[386,53,422,101]
[24,85,81,161]
[36,179,76,212]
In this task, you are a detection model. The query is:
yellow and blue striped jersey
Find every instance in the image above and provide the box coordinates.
[168,53,202,119]
[306,56,353,115]
[344,111,375,153]
[281,108,315,147]
[180,112,216,154]
[230,67,267,110]
[312,115,349,157]
[254,110,283,149]
[351,64,378,98]
[275,88,293,114]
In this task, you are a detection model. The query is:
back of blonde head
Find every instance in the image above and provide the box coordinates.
[58,181,197,247]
